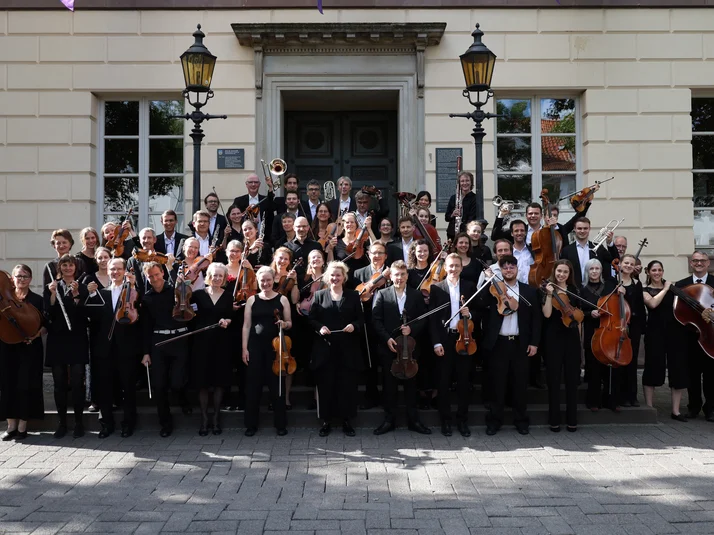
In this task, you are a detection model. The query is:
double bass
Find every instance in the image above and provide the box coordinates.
[528,189,563,286]
[0,270,42,344]
[591,259,632,367]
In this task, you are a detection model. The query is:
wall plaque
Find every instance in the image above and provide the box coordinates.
[217,149,245,170]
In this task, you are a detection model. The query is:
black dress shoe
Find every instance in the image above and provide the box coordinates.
[686,411,699,419]
[567,426,577,433]
[374,421,395,435]
[73,423,85,438]
[198,425,209,437]
[98,425,114,439]
[486,426,498,436]
[120,425,133,438]
[441,422,452,437]
[307,400,317,411]
[530,381,546,390]
[319,422,331,437]
[706,412,714,423]
[342,420,355,437]
[159,425,173,438]
[407,422,432,435]
[15,431,28,440]
[457,422,471,437]
[550,425,561,433]
[276,428,288,436]
[244,427,257,437]
[630,400,641,408]
[181,405,192,415]
[2,430,18,441]
[213,423,223,436]
[54,424,67,439]
[671,413,688,422]
[621,401,632,408]
[359,400,378,410]
[516,426,529,435]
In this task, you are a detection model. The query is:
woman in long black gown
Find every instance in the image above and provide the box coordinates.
[190,263,235,436]
[618,254,646,408]
[0,265,45,441]
[44,254,89,438]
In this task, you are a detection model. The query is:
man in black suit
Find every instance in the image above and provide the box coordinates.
[354,242,392,409]
[304,179,322,226]
[186,192,227,245]
[233,173,275,236]
[272,191,306,245]
[273,173,300,215]
[560,217,618,287]
[284,217,322,277]
[355,190,389,238]
[491,200,591,246]
[372,260,431,435]
[678,250,714,421]
[86,258,142,439]
[328,176,356,218]
[429,253,478,437]
[387,217,416,267]
[480,255,541,436]
[445,171,480,240]
[155,210,188,257]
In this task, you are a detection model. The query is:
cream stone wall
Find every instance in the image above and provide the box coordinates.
[0,7,711,279]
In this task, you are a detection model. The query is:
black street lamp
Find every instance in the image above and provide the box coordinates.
[174,25,227,213]
[449,23,499,220]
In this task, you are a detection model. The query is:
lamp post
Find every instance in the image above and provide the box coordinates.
[174,25,227,213]
[449,23,498,220]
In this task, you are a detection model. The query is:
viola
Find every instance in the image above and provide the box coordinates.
[272,309,296,376]
[297,276,324,317]
[172,264,195,322]
[490,277,519,316]
[528,189,563,286]
[346,215,372,260]
[569,177,615,213]
[455,295,476,356]
[107,208,133,258]
[115,270,139,325]
[670,284,714,359]
[276,258,304,297]
[418,240,451,299]
[233,256,257,307]
[0,270,42,344]
[355,267,391,302]
[390,312,418,380]
[185,231,221,283]
[132,248,171,266]
[591,259,632,367]
[542,282,583,328]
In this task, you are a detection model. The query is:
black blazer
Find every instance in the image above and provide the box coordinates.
[386,240,411,267]
[233,193,275,235]
[480,281,541,355]
[271,208,305,245]
[676,274,714,288]
[560,240,618,287]
[86,288,142,358]
[428,278,477,349]
[372,285,426,359]
[155,231,189,256]
[445,191,479,239]
[490,203,591,245]
[308,288,364,371]
[328,197,357,219]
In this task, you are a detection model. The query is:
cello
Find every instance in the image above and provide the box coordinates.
[528,189,563,286]
[390,312,418,379]
[0,270,42,345]
[591,259,632,368]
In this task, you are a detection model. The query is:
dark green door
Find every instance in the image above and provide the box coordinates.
[285,111,398,217]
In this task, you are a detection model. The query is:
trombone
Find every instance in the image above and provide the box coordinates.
[260,158,287,192]
[590,218,624,253]
[492,195,520,212]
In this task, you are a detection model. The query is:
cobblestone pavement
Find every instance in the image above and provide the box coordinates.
[2,392,714,535]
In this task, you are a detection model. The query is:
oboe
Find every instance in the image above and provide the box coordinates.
[46,265,72,331]
[454,156,463,234]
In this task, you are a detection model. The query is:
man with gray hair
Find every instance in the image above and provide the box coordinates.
[328,176,356,217]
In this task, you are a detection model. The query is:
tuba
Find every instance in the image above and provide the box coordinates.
[323,181,336,202]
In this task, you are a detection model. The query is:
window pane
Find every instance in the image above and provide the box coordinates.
[541,98,575,134]
[497,174,532,207]
[694,135,714,170]
[694,173,714,207]
[497,137,532,172]
[149,176,184,213]
[103,176,138,214]
[105,101,139,136]
[496,99,531,134]
[149,213,185,235]
[150,100,184,136]
[692,98,714,133]
[694,210,714,246]
[149,139,184,173]
[541,136,576,172]
[542,174,577,210]
[105,139,139,174]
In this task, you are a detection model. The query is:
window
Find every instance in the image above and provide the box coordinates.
[494,97,579,211]
[693,97,714,247]
[99,98,185,232]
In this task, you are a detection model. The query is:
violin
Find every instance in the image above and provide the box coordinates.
[591,259,633,367]
[115,270,139,325]
[455,295,476,356]
[568,177,614,213]
[418,240,451,299]
[528,189,563,286]
[0,270,42,344]
[346,217,372,260]
[318,209,345,250]
[297,276,325,317]
[106,208,133,258]
[172,264,195,322]
[272,309,296,377]
[391,312,418,380]
[132,248,171,266]
[490,276,519,316]
[355,267,391,302]
[276,258,304,297]
[185,231,221,283]
[233,255,257,307]
[541,281,583,328]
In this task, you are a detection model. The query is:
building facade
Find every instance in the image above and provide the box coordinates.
[0,1,711,280]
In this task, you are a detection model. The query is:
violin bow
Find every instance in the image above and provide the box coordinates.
[547,285,613,316]
[155,322,221,347]
[475,258,532,307]
[443,274,496,328]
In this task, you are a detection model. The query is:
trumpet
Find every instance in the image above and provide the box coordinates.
[492,196,520,212]
[323,181,336,202]
[590,218,624,253]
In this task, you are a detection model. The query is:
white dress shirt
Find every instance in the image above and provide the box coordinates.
[339,197,351,215]
[498,281,520,336]
[395,287,407,315]
[694,275,707,284]
[447,279,462,330]
[576,241,590,283]
[356,211,369,228]
[308,201,319,220]
[401,238,414,262]
[477,262,502,289]
[513,244,533,284]
[196,234,210,256]
[110,285,122,311]
[164,232,176,256]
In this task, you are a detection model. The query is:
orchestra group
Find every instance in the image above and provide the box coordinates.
[2,167,714,442]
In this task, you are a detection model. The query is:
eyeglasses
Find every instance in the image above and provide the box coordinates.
[692,259,709,264]
[14,275,30,280]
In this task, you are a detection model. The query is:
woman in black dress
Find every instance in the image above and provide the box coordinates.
[642,260,688,420]
[309,261,364,437]
[43,229,87,286]
[191,263,235,436]
[580,258,617,411]
[0,265,46,441]
[618,254,646,408]
[454,232,482,284]
[542,259,582,432]
[76,227,100,275]
[225,204,245,243]
[467,221,493,265]
[377,217,396,246]
[334,212,369,280]
[44,254,89,438]
[242,266,292,437]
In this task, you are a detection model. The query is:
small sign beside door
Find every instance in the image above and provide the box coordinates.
[435,148,463,213]
[217,149,245,170]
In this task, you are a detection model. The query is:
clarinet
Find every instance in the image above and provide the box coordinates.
[46,265,72,331]
[454,156,463,234]
[256,219,266,261]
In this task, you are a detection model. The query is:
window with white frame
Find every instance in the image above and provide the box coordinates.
[494,97,578,211]
[100,98,185,233]
[692,97,714,247]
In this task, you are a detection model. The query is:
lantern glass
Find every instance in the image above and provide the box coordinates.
[179,25,217,93]
[459,24,497,93]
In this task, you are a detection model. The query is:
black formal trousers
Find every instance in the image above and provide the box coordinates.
[244,347,286,431]
[486,336,529,429]
[619,324,642,405]
[687,339,714,417]
[94,344,137,429]
[544,329,581,428]
[437,331,472,423]
[51,364,85,423]
[150,337,189,427]
[315,347,358,422]
[380,353,419,425]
